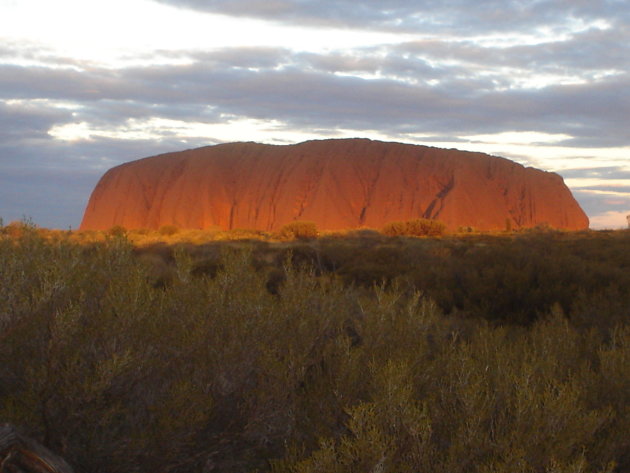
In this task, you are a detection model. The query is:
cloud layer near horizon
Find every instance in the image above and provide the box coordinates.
[1,0,629,228]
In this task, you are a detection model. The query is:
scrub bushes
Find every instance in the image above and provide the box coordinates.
[382,218,446,237]
[0,229,628,472]
[278,221,319,240]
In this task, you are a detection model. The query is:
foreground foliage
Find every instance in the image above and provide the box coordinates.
[0,228,628,472]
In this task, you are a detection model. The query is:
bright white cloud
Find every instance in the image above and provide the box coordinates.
[4,98,84,111]
[48,116,401,145]
[573,188,630,198]
[0,0,410,68]
[465,18,611,49]
[565,178,630,190]
[465,131,573,145]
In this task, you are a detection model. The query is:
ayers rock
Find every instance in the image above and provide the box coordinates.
[80,139,589,232]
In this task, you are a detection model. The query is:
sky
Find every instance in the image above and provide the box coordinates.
[1,0,629,229]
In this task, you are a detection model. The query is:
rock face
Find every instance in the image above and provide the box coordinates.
[80,139,589,232]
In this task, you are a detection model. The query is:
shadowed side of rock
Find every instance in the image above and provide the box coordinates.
[80,138,589,231]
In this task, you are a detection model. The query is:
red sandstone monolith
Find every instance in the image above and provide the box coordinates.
[80,139,589,231]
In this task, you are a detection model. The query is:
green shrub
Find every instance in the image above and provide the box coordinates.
[382,218,446,237]
[279,221,318,240]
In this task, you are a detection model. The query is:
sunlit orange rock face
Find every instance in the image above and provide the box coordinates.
[80,139,589,232]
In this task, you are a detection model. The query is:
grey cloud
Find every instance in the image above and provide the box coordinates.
[298,50,447,81]
[199,47,292,69]
[572,189,630,225]
[565,165,630,226]
[0,101,73,142]
[154,0,630,33]
[77,101,222,129]
[0,64,128,101]
[397,27,630,75]
[588,186,630,194]
[562,167,630,180]
[2,48,629,146]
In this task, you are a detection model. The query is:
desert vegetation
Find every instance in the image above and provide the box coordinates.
[382,217,446,237]
[278,221,319,240]
[0,222,629,472]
